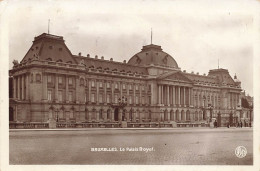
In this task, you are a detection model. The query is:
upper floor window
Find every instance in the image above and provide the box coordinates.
[142,85,145,91]
[68,91,72,102]
[99,82,103,88]
[47,75,52,83]
[129,96,132,104]
[91,80,95,87]
[36,74,41,82]
[68,78,73,85]
[115,83,118,89]
[91,93,95,103]
[135,96,139,104]
[80,78,84,86]
[122,84,126,89]
[129,84,132,90]
[47,90,52,101]
[107,94,110,103]
[58,77,62,84]
[107,82,110,88]
[135,85,139,91]
[99,94,103,103]
[58,90,63,102]
[115,94,118,103]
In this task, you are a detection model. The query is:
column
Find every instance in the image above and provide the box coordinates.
[66,76,69,103]
[17,76,20,100]
[188,88,190,106]
[158,85,161,104]
[178,86,181,106]
[167,85,170,106]
[120,82,123,98]
[112,82,114,103]
[190,88,193,106]
[172,86,175,106]
[13,77,16,99]
[161,85,164,105]
[183,87,186,106]
[55,74,58,102]
[139,84,142,105]
[119,109,122,121]
[112,109,115,121]
[96,81,99,104]
[21,75,24,100]
[76,77,79,103]
[42,73,47,100]
[133,84,136,105]
[104,81,107,104]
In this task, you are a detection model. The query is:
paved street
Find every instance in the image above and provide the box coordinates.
[9,128,253,165]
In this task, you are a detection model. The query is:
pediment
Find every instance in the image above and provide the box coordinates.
[157,71,193,83]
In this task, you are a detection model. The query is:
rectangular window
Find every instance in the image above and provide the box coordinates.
[47,75,52,83]
[107,94,110,103]
[148,85,151,91]
[58,77,62,84]
[99,82,103,88]
[91,80,95,87]
[142,85,145,91]
[115,94,118,103]
[107,82,110,88]
[69,78,72,85]
[70,112,74,119]
[115,83,118,89]
[136,96,139,104]
[47,90,52,101]
[149,96,151,104]
[123,84,126,89]
[99,94,103,103]
[85,93,88,102]
[129,84,132,90]
[136,85,139,90]
[68,91,72,102]
[58,90,62,102]
[91,93,95,103]
[129,96,132,104]
[142,96,145,104]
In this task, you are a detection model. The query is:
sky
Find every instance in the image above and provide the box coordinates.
[5,0,259,96]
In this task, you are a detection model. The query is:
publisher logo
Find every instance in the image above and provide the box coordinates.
[235,146,247,158]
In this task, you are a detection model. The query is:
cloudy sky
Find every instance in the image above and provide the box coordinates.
[5,0,259,96]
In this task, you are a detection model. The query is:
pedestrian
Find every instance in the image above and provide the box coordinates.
[240,121,243,128]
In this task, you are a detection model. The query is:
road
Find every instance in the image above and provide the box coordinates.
[9,128,253,165]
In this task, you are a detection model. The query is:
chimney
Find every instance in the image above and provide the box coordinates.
[87,54,90,58]
[101,56,104,60]
[123,60,126,63]
[110,58,113,61]
[78,52,81,56]
[95,55,98,59]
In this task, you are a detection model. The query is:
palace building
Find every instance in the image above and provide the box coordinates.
[9,33,253,128]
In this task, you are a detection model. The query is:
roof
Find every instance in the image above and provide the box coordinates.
[127,44,179,68]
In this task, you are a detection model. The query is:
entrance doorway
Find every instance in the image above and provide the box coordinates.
[9,107,14,121]
[114,108,119,121]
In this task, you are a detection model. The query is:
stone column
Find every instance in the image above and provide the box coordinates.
[178,86,181,106]
[96,110,99,121]
[126,111,129,122]
[21,75,24,100]
[42,73,47,101]
[112,82,114,103]
[17,76,20,100]
[66,76,69,103]
[161,85,164,105]
[55,74,58,102]
[104,81,107,104]
[183,87,186,107]
[188,88,190,106]
[88,79,91,103]
[13,77,17,99]
[190,88,193,106]
[167,85,170,106]
[75,77,79,103]
[133,84,136,105]
[133,110,136,122]
[172,86,175,106]
[119,109,122,121]
[158,85,161,104]
[96,81,99,104]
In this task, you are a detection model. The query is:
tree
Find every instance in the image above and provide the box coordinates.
[241,98,250,108]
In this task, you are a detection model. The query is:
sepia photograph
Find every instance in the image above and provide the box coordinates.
[1,0,260,171]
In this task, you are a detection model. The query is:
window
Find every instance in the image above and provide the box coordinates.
[59,110,64,118]
[123,84,126,89]
[58,90,62,102]
[47,75,52,83]
[31,74,33,82]
[99,94,103,103]
[107,94,110,103]
[136,96,139,104]
[99,110,103,120]
[107,82,110,88]
[115,94,118,103]
[99,82,103,88]
[115,83,118,89]
[69,111,74,118]
[129,84,132,90]
[91,93,95,103]
[148,85,151,91]
[142,96,145,104]
[47,90,52,101]
[149,96,151,104]
[68,91,72,102]
[58,77,62,84]
[80,78,84,86]
[142,85,145,91]
[129,96,132,104]
[69,78,72,85]
[91,80,95,87]
[36,74,41,82]
[135,85,139,90]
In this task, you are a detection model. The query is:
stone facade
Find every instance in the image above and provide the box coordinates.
[9,33,252,127]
